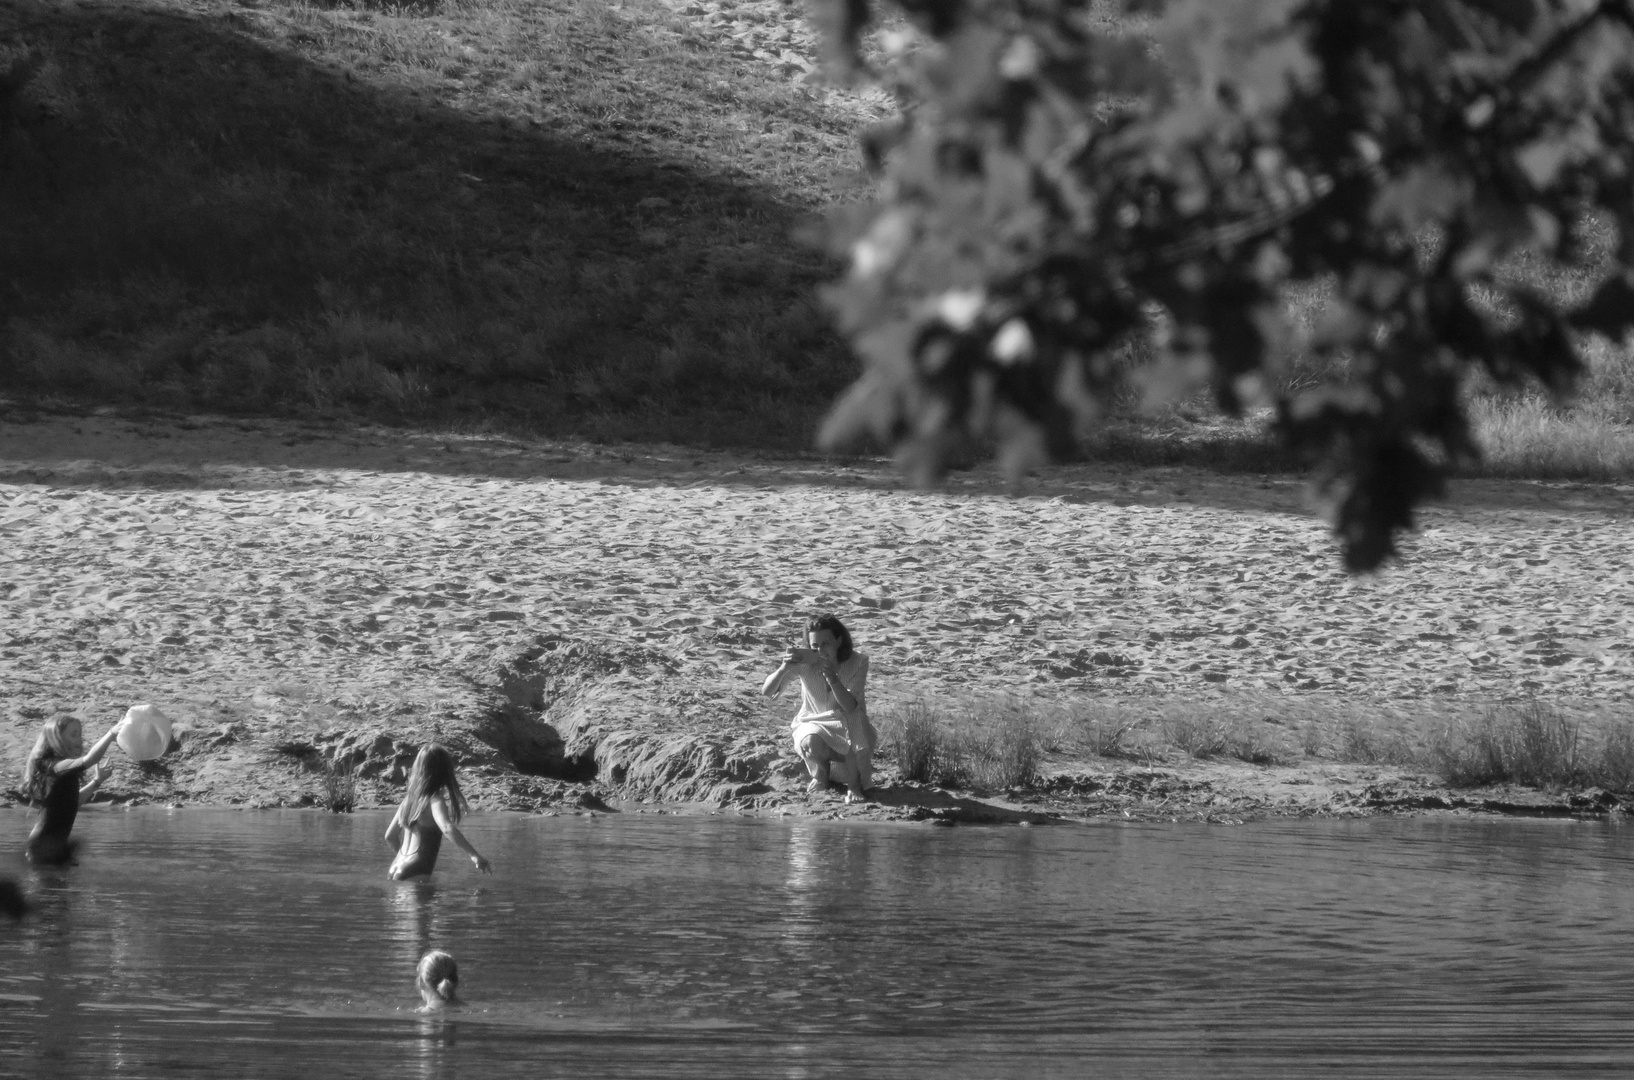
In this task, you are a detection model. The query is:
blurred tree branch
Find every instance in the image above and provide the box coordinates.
[811,0,1634,569]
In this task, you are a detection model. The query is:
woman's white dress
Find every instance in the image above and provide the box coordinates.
[787,653,875,758]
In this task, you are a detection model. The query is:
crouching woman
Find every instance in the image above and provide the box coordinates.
[762,614,876,803]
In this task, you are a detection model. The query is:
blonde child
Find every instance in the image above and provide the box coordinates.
[416,950,459,1011]
[22,714,124,864]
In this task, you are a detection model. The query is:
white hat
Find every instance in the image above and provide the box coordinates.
[118,703,173,762]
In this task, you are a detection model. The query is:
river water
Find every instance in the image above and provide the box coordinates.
[2,809,1632,1078]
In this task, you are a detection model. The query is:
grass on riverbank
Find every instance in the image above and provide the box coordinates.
[880,695,1634,796]
[1427,702,1634,791]
[881,700,1044,792]
[320,759,358,813]
[1336,698,1634,792]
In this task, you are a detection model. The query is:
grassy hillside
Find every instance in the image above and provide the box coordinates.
[3,0,1631,476]
[0,0,888,447]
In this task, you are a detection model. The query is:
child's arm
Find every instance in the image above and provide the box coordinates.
[432,796,492,874]
[78,763,111,806]
[55,721,125,775]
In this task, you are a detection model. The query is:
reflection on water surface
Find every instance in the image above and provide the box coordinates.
[2,809,1633,1078]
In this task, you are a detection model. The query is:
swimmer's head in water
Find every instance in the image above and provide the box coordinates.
[401,744,468,824]
[805,614,854,663]
[417,950,458,1007]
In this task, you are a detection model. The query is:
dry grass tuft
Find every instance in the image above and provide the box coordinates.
[1467,397,1634,481]
[321,760,358,813]
[886,700,944,785]
[879,699,1043,792]
[1162,713,1283,765]
[1428,700,1583,789]
[1338,717,1420,768]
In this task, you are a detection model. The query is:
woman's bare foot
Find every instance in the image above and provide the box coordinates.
[806,779,829,795]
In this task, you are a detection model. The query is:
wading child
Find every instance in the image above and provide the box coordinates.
[22,714,124,864]
[385,745,493,880]
[416,950,459,1011]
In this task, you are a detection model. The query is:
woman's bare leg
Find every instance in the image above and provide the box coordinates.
[797,733,833,791]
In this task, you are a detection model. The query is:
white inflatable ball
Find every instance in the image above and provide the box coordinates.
[118,704,173,762]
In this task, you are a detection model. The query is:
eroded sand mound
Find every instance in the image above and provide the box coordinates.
[1,414,1630,813]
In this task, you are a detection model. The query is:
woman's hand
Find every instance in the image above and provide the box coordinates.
[472,854,493,875]
[822,662,858,714]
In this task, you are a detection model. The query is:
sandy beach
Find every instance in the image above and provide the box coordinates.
[3,408,1631,823]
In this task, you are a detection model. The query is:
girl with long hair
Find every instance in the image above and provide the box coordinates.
[22,713,124,864]
[761,614,876,803]
[385,744,492,880]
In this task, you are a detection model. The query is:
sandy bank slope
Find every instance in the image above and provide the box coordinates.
[1,413,1630,820]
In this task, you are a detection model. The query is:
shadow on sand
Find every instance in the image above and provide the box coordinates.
[4,407,1630,524]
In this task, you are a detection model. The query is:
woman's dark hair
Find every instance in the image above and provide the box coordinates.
[806,614,854,663]
[398,744,468,825]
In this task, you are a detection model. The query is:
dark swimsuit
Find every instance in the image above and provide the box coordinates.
[27,756,83,865]
[391,819,443,879]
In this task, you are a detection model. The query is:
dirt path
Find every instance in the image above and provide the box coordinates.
[2,411,1631,816]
